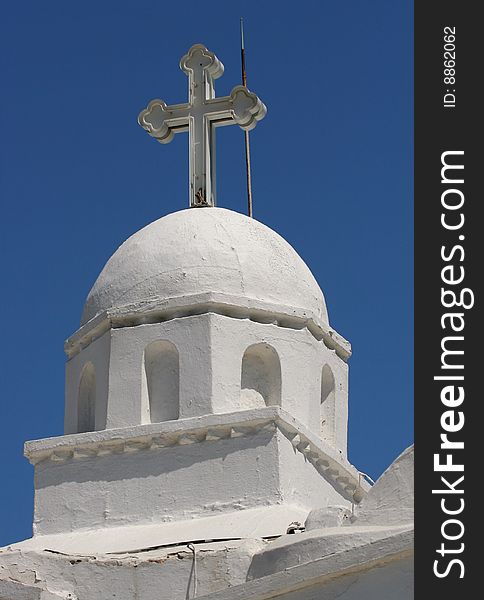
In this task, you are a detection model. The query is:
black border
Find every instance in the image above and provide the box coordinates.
[415,2,479,595]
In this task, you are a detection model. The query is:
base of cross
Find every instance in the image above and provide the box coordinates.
[193,187,212,208]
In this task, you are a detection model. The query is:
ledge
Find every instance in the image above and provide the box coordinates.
[195,529,413,600]
[24,407,369,502]
[64,292,351,361]
[8,505,307,556]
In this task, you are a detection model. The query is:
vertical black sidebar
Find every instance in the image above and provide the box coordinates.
[415,2,479,598]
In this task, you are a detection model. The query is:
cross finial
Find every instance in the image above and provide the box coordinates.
[138,44,266,208]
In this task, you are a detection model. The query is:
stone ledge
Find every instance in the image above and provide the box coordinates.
[7,506,304,556]
[64,292,351,361]
[195,529,413,600]
[24,407,368,502]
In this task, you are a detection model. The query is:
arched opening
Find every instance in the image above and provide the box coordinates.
[78,362,96,433]
[241,343,281,408]
[143,340,180,423]
[320,364,336,445]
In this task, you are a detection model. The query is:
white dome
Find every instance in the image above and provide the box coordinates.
[81,208,328,326]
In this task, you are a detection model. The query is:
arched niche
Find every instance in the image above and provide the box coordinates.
[143,340,180,423]
[78,362,96,433]
[320,364,336,445]
[241,343,281,408]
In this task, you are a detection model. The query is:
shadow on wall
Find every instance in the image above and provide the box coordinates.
[321,364,335,445]
[78,362,96,433]
[35,429,277,487]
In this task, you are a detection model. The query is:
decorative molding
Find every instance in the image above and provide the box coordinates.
[229,86,267,131]
[179,43,224,79]
[65,292,351,361]
[24,408,368,502]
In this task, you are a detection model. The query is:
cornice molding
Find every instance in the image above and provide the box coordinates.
[65,292,351,361]
[25,407,368,502]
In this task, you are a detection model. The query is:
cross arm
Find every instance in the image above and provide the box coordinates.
[205,86,267,130]
[138,100,191,144]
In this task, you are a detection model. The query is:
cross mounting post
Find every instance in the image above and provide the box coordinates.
[138,44,266,208]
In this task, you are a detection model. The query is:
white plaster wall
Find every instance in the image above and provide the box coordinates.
[31,428,350,537]
[0,545,413,600]
[324,352,349,454]
[277,432,353,509]
[0,540,266,600]
[32,429,283,535]
[83,313,348,448]
[354,445,414,526]
[64,331,110,434]
[202,314,348,451]
[106,316,213,428]
[274,557,413,600]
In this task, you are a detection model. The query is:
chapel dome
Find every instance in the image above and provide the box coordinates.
[81,207,328,326]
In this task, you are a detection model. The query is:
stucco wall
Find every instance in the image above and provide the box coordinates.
[275,557,413,599]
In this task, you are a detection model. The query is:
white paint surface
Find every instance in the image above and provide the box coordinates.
[65,312,349,449]
[353,445,414,526]
[26,408,363,538]
[0,201,413,599]
[0,442,411,599]
[0,531,412,600]
[81,208,328,326]
[266,557,413,600]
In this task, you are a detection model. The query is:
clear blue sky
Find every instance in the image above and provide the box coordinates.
[0,1,413,546]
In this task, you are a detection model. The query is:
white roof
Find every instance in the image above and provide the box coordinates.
[81,208,328,326]
[10,505,308,555]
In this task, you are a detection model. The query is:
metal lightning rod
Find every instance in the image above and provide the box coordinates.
[240,18,254,218]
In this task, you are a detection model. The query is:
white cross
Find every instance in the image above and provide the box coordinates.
[138,44,266,208]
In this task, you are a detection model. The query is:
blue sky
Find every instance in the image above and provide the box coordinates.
[0,0,413,546]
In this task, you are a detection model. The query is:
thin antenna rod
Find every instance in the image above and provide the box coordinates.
[240,18,253,218]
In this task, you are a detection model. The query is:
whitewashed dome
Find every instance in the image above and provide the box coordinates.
[81,207,328,326]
